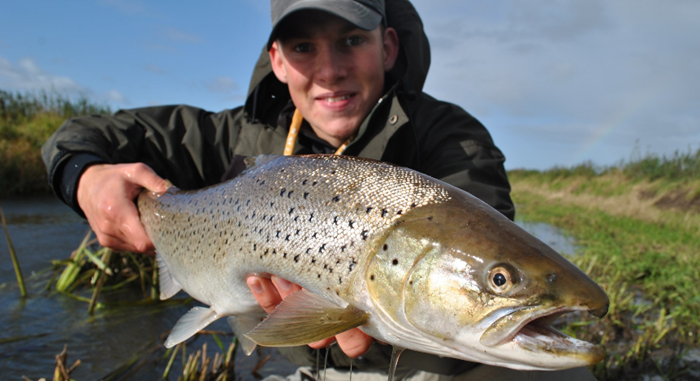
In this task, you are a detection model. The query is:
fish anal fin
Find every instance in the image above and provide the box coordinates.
[227,315,265,356]
[157,253,182,300]
[165,306,219,348]
[245,289,369,347]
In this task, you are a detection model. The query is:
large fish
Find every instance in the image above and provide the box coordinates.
[138,155,608,371]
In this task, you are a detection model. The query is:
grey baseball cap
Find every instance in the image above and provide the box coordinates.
[268,0,386,49]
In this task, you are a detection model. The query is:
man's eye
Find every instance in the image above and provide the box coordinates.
[293,43,312,53]
[346,36,364,46]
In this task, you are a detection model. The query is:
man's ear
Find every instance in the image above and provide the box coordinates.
[269,41,288,84]
[382,27,400,72]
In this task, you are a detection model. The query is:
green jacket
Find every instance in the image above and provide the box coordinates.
[42,0,513,374]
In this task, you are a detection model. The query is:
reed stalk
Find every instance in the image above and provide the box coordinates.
[0,204,26,297]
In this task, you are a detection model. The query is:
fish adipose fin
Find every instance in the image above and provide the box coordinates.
[165,306,219,348]
[228,315,264,355]
[157,253,182,300]
[245,289,369,347]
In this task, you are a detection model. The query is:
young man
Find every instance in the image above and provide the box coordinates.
[42,0,594,379]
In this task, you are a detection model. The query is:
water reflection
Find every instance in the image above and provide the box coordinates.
[515,220,580,256]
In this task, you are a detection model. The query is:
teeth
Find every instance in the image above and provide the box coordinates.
[323,95,352,102]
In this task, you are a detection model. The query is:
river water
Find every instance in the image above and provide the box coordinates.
[0,196,578,380]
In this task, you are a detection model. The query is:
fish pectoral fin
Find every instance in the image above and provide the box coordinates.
[157,253,182,300]
[228,315,264,356]
[245,289,369,347]
[165,306,219,348]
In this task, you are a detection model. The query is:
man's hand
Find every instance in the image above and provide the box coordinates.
[247,275,374,358]
[77,163,168,254]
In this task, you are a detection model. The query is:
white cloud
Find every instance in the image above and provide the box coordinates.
[161,27,204,44]
[411,0,700,168]
[205,76,238,93]
[0,56,85,94]
[104,89,129,104]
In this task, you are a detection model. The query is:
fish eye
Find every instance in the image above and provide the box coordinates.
[488,266,514,294]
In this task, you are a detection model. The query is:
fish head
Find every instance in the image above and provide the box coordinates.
[366,187,608,370]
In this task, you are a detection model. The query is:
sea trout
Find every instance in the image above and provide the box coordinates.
[138,155,609,371]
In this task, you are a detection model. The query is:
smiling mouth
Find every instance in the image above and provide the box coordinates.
[318,94,355,103]
[480,306,606,363]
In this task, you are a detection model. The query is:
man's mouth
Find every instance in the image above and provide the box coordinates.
[317,93,355,103]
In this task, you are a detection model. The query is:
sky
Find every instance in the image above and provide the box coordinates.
[1,0,698,170]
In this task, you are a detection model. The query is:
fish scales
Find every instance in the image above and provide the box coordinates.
[139,154,609,371]
[140,154,449,311]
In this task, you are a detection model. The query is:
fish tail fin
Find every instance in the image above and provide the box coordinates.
[165,306,219,348]
[157,253,182,300]
[227,315,263,356]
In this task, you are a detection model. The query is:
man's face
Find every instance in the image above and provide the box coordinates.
[269,11,399,147]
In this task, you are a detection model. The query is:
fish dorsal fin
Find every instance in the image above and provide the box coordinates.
[227,315,264,356]
[165,306,220,348]
[157,253,182,300]
[245,289,369,347]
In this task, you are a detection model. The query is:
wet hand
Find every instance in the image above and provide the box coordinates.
[247,275,374,358]
[77,163,168,254]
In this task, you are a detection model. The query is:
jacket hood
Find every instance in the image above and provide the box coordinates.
[244,0,431,124]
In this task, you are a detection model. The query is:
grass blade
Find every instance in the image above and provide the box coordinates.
[0,204,26,297]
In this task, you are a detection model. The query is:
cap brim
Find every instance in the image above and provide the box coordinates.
[267,0,383,50]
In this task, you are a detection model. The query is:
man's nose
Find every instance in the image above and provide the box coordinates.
[315,47,348,84]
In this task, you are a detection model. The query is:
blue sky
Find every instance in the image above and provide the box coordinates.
[2,0,698,170]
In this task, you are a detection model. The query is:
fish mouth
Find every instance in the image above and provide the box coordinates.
[480,306,605,363]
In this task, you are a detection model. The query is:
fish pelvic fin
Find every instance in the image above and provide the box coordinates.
[245,289,369,347]
[227,315,265,356]
[165,306,219,348]
[157,253,182,300]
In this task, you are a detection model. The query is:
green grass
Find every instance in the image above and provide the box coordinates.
[509,158,700,379]
[0,89,111,196]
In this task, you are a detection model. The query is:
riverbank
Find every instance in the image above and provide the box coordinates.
[509,156,700,380]
[0,90,110,196]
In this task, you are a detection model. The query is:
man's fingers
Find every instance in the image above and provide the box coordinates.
[335,328,374,358]
[127,163,168,193]
[247,276,283,313]
[271,275,302,299]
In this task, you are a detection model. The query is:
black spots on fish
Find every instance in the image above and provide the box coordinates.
[309,213,315,222]
[382,244,389,251]
[397,210,403,216]
[341,245,347,252]
[280,188,286,197]
[312,181,318,186]
[288,207,295,215]
[330,169,336,175]
[381,209,388,218]
[332,195,341,202]
[294,255,300,263]
[411,203,417,208]
[288,191,294,198]
[237,205,241,212]
[392,258,399,266]
[338,276,342,284]
[348,260,357,272]
[234,198,239,205]
[311,257,317,264]
[302,179,308,185]
[304,192,309,200]
[293,216,299,222]
[270,202,274,207]
[333,216,339,225]
[253,244,257,251]
[306,248,312,254]
[285,234,291,242]
[279,168,285,173]
[283,252,288,258]
[269,215,274,222]
[225,238,229,244]
[427,216,434,221]
[246,200,250,206]
[361,230,369,240]
[251,211,256,219]
[318,273,322,278]
[295,229,300,236]
[370,274,376,281]
[348,220,355,228]
[312,232,317,239]
[319,244,326,253]
[260,180,265,186]
[366,207,373,214]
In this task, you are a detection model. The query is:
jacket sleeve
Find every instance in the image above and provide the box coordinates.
[411,94,515,220]
[42,104,245,204]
